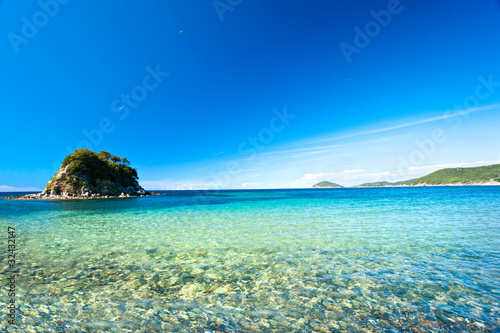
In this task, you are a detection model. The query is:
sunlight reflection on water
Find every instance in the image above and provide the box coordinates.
[1,187,499,332]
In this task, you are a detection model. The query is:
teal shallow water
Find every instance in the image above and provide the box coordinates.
[1,187,499,332]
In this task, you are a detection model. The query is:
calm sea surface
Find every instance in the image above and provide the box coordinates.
[1,187,499,332]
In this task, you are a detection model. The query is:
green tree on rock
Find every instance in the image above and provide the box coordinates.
[99,151,112,161]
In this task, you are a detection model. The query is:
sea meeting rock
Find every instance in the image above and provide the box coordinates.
[5,149,150,200]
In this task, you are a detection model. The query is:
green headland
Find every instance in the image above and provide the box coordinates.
[314,164,500,188]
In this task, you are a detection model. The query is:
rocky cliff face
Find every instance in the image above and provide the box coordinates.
[8,149,150,199]
[41,164,146,198]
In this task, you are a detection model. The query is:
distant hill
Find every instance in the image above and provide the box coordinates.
[357,180,413,187]
[320,164,500,188]
[407,164,500,185]
[312,181,343,188]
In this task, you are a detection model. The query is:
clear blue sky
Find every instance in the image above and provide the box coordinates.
[1,0,500,190]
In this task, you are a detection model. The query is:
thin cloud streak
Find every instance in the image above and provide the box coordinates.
[280,103,500,150]
[0,185,42,192]
[261,136,398,162]
[246,103,500,173]
[142,104,500,190]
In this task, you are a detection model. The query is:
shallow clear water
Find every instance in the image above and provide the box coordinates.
[1,187,499,332]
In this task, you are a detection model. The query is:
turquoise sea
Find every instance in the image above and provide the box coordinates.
[1,187,499,332]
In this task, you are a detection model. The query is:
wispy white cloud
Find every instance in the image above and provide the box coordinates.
[260,136,397,159]
[140,179,212,190]
[241,182,261,188]
[290,103,500,148]
[333,105,498,140]
[141,103,500,190]
[245,169,294,178]
[0,185,41,192]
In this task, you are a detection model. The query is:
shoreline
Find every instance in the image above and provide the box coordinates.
[313,182,500,189]
[352,182,500,188]
[3,185,500,199]
[4,192,161,200]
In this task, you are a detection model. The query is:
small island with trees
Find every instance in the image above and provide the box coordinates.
[312,181,344,188]
[6,149,150,200]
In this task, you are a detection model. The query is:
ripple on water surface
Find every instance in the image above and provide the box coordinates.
[1,188,499,332]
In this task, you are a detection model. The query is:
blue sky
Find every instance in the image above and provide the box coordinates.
[1,0,500,190]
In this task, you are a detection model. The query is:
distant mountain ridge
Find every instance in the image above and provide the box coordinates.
[314,164,500,188]
[356,180,413,187]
